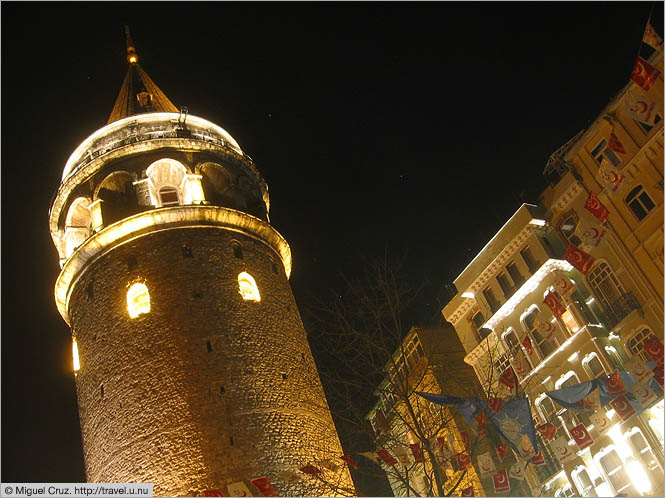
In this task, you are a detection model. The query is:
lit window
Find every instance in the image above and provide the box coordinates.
[625,185,655,221]
[591,138,621,167]
[625,426,662,487]
[595,446,637,496]
[582,353,605,378]
[238,272,260,302]
[571,466,597,497]
[560,309,581,334]
[72,339,80,372]
[127,282,151,318]
[523,306,555,358]
[627,328,656,363]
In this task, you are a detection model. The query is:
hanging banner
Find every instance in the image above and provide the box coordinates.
[460,486,475,497]
[394,447,411,466]
[496,444,508,462]
[251,477,277,497]
[488,397,503,414]
[624,357,654,382]
[227,482,253,497]
[531,451,545,465]
[585,192,610,223]
[204,490,224,497]
[590,411,612,435]
[610,395,636,421]
[607,133,627,155]
[535,318,557,340]
[493,469,511,494]
[536,422,557,441]
[565,243,595,274]
[625,91,658,125]
[477,451,497,478]
[509,461,525,481]
[580,389,601,411]
[340,455,358,470]
[630,380,659,407]
[550,435,576,463]
[376,450,398,467]
[456,452,471,469]
[553,275,575,297]
[577,217,607,251]
[606,372,627,396]
[631,56,660,91]
[475,411,487,435]
[544,291,566,318]
[643,22,663,49]
[597,159,626,194]
[570,423,594,450]
[409,443,424,463]
[643,336,664,366]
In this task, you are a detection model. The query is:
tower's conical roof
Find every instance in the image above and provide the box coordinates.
[107,27,178,124]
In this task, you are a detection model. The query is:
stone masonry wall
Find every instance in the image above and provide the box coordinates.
[69,226,352,496]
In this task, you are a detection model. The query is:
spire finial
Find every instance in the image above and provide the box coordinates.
[124,25,138,64]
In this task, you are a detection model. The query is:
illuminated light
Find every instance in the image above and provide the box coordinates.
[595,482,613,496]
[529,218,547,226]
[608,332,620,340]
[127,282,151,318]
[72,339,80,373]
[586,297,595,305]
[541,376,552,384]
[587,424,595,431]
[550,317,557,323]
[238,272,261,302]
[568,352,579,362]
[605,345,618,354]
[88,199,104,232]
[461,292,475,299]
[606,409,616,419]
[128,55,138,64]
[182,174,205,205]
[608,425,634,459]
[626,458,652,493]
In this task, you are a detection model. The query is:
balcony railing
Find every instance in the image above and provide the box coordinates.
[598,292,642,330]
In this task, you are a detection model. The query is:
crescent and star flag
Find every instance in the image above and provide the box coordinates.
[570,424,594,450]
[644,21,663,49]
[590,411,612,434]
[376,450,398,466]
[251,477,277,497]
[553,275,575,297]
[475,411,487,435]
[606,371,628,396]
[544,291,566,317]
[585,192,610,223]
[577,217,607,251]
[488,397,503,414]
[625,91,658,125]
[535,318,556,340]
[394,447,411,466]
[499,367,517,390]
[631,56,660,91]
[565,243,595,274]
[496,443,508,462]
[610,395,636,421]
[493,469,511,494]
[581,389,601,411]
[509,461,525,481]
[536,422,557,441]
[340,455,358,470]
[204,490,224,497]
[299,465,322,476]
[409,443,424,463]
[625,357,654,382]
[456,452,471,469]
[607,133,627,155]
[531,451,545,465]
[227,482,253,497]
[551,435,576,463]
[477,451,497,477]
[481,397,538,458]
[598,159,626,194]
[460,486,475,497]
[643,336,664,366]
[630,380,659,407]
[653,364,664,387]
[459,430,470,451]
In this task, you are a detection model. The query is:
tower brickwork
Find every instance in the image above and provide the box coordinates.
[49,38,353,497]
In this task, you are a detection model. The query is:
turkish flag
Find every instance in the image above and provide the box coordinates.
[565,244,595,275]
[340,455,358,470]
[493,469,511,494]
[531,451,545,465]
[551,436,576,463]
[610,395,636,421]
[299,465,322,475]
[536,422,557,441]
[376,450,397,466]
[535,318,556,340]
[553,275,575,296]
[585,192,610,223]
[631,56,660,91]
[544,291,566,318]
[499,367,516,389]
[496,444,508,462]
[409,443,424,463]
[606,372,627,396]
[653,364,664,387]
[598,160,626,194]
[475,411,486,435]
[204,490,224,497]
[581,390,601,411]
[251,477,277,497]
[630,380,659,407]
[521,336,533,355]
[570,424,594,450]
[461,486,475,497]
[509,461,525,481]
[488,397,503,413]
[459,430,470,451]
[590,411,611,435]
[643,336,664,366]
[456,452,471,469]
[625,357,654,382]
[608,133,626,154]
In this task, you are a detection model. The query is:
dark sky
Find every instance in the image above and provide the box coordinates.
[2,1,662,487]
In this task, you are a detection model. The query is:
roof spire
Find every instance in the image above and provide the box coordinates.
[107,26,179,124]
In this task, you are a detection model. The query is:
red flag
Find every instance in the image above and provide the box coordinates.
[409,443,424,463]
[643,336,664,366]
[631,56,660,91]
[496,444,508,462]
[610,395,636,421]
[459,430,470,451]
[456,452,471,469]
[536,422,557,441]
[460,486,475,497]
[608,133,626,154]
[521,336,533,355]
[544,291,566,318]
[606,372,627,396]
[531,451,545,465]
[585,192,610,223]
[653,364,664,387]
[565,244,595,274]
[570,424,594,450]
[204,490,224,497]
[493,469,511,493]
[251,477,277,497]
[376,449,398,466]
[598,159,626,194]
[488,397,503,413]
[553,275,575,296]
[475,411,486,435]
[499,367,516,389]
[299,465,322,476]
[340,455,358,470]
[644,21,663,49]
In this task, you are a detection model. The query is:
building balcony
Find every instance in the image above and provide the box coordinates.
[597,292,642,330]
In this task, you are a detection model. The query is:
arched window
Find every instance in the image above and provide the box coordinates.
[594,445,638,496]
[127,282,151,318]
[627,328,656,363]
[502,328,532,376]
[522,306,555,359]
[145,158,187,207]
[582,352,605,378]
[72,339,81,373]
[624,426,663,484]
[587,262,625,312]
[625,185,655,221]
[238,272,260,302]
[159,186,179,206]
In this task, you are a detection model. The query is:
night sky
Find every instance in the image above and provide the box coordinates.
[2,1,662,488]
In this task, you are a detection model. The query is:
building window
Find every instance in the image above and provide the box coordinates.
[571,466,597,497]
[471,311,485,331]
[503,328,531,376]
[232,242,243,259]
[625,426,662,489]
[506,262,525,288]
[136,91,154,107]
[594,446,636,496]
[634,114,662,134]
[159,186,179,206]
[559,215,582,247]
[559,309,582,334]
[127,282,150,318]
[497,272,514,299]
[591,138,621,167]
[145,158,187,207]
[72,339,80,373]
[483,286,500,313]
[582,353,605,378]
[523,307,555,358]
[238,272,260,302]
[520,246,539,273]
[587,262,625,312]
[495,353,511,378]
[625,185,655,221]
[536,394,565,437]
[627,328,656,363]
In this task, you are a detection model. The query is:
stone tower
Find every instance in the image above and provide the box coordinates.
[49,30,353,497]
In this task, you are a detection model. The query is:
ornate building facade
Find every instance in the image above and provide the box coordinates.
[49,35,353,496]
